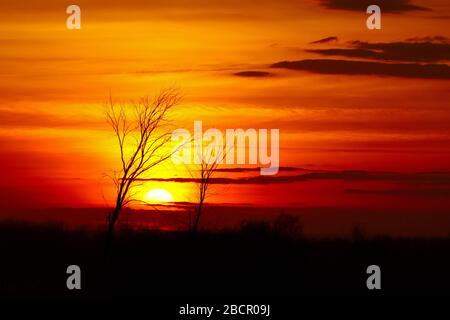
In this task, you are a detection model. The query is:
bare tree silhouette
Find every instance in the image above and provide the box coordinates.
[191,159,219,232]
[105,89,180,239]
[190,146,229,232]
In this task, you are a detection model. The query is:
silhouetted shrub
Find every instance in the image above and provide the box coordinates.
[352,226,366,242]
[272,214,303,238]
[240,220,272,236]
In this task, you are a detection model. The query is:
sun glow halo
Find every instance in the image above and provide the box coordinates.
[144,188,174,203]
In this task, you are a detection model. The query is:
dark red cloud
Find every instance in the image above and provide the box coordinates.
[307,39,450,62]
[271,59,450,79]
[134,171,450,185]
[309,36,338,44]
[346,188,450,196]
[319,0,429,13]
[213,167,306,172]
[233,71,273,77]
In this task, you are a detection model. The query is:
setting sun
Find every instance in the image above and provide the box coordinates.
[144,188,174,204]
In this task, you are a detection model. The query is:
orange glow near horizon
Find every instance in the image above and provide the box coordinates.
[0,0,450,214]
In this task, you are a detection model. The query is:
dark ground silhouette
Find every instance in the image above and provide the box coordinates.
[1,219,450,300]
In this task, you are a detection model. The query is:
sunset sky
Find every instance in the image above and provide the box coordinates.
[1,0,450,233]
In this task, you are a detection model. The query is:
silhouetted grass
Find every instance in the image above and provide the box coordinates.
[0,219,449,299]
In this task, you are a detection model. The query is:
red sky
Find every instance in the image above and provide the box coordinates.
[0,0,449,226]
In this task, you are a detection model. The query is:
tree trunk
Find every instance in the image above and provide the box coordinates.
[192,201,203,232]
[105,206,121,255]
